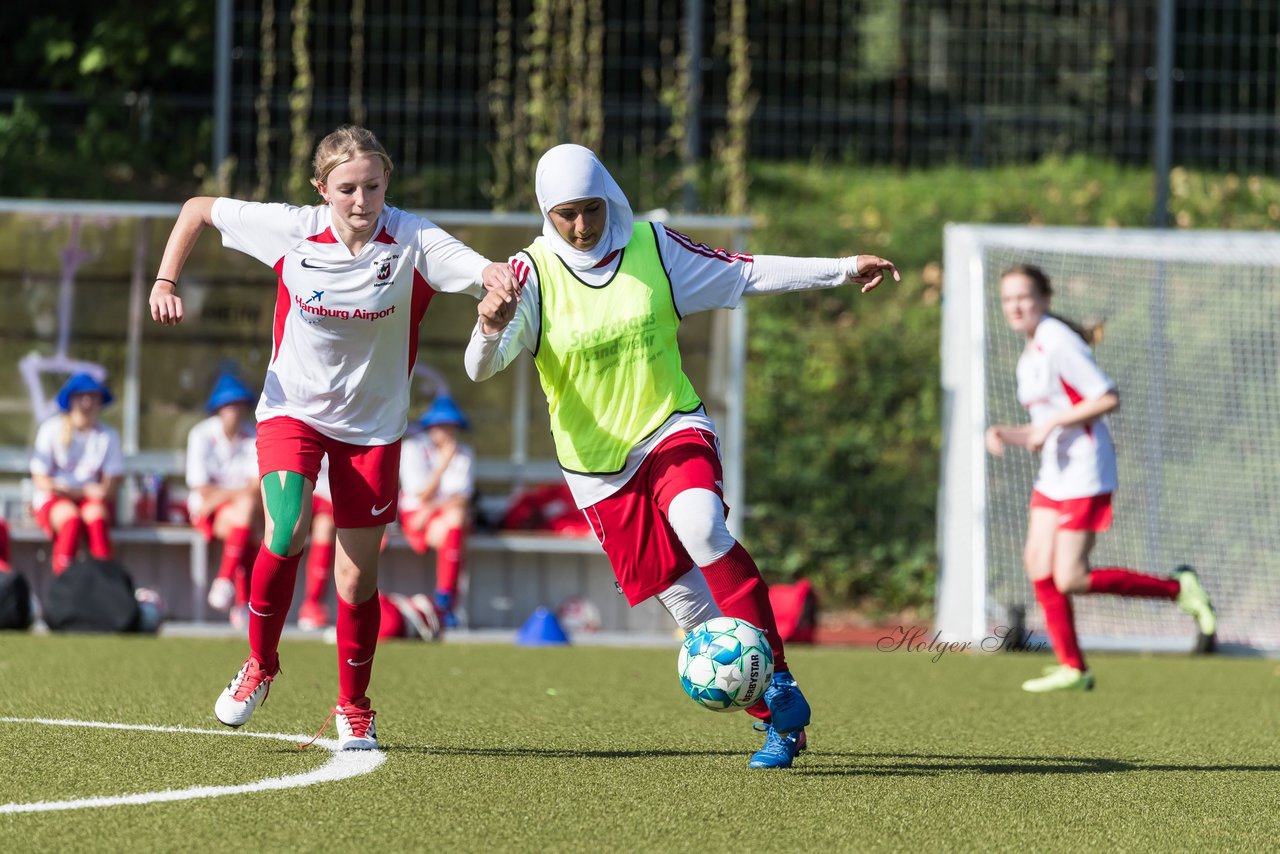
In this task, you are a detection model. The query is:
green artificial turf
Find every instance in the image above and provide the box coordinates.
[1,634,1277,852]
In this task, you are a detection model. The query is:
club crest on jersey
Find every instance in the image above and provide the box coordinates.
[372,254,399,285]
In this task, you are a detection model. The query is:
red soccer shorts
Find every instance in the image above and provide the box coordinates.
[35,497,113,537]
[1030,490,1113,532]
[256,416,401,529]
[584,428,726,606]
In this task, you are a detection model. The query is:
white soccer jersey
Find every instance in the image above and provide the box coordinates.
[29,415,126,508]
[211,199,490,446]
[1016,315,1118,500]
[465,223,859,507]
[185,415,259,517]
[399,432,475,513]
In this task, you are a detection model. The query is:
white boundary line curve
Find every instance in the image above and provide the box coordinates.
[0,717,385,814]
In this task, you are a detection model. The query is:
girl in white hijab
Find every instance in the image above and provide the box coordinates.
[469,143,899,770]
[534,143,635,269]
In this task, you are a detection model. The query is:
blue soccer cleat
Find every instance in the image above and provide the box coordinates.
[749,723,808,769]
[763,670,811,734]
[434,591,459,629]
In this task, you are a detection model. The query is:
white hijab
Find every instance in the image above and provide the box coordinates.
[534,144,634,270]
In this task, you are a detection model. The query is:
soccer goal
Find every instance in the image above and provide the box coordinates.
[937,224,1280,655]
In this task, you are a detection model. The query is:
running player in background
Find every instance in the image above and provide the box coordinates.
[985,263,1217,693]
[467,143,899,769]
[30,374,124,574]
[149,124,515,750]
[398,396,475,629]
[297,456,335,631]
[187,373,261,629]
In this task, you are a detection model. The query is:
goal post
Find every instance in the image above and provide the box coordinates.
[937,224,1280,655]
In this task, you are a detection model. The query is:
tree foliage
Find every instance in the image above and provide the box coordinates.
[0,4,212,197]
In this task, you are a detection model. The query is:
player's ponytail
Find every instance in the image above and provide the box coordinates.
[1001,263,1105,347]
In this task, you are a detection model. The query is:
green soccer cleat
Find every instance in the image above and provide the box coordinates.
[1173,565,1217,652]
[1021,665,1094,693]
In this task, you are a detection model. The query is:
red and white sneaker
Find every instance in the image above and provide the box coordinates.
[207,577,235,612]
[297,600,330,631]
[335,701,378,750]
[214,656,277,727]
[403,593,443,641]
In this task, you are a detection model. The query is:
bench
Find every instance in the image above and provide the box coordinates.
[0,447,675,632]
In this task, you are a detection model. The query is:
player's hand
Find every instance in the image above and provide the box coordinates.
[1026,422,1054,453]
[83,483,109,501]
[150,280,184,325]
[848,255,901,293]
[481,261,519,295]
[478,280,520,334]
[985,426,1006,457]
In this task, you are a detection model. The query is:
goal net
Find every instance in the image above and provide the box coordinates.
[937,224,1280,654]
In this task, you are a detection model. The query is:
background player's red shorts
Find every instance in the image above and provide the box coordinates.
[256,416,401,529]
[1030,490,1113,532]
[397,505,448,554]
[192,501,226,541]
[584,428,726,606]
[35,497,114,537]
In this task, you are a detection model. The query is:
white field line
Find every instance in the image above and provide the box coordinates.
[0,717,385,814]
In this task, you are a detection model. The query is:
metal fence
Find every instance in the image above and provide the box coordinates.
[6,1,1280,211]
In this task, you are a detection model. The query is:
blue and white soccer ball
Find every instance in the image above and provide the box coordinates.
[677,616,774,712]
[134,587,165,634]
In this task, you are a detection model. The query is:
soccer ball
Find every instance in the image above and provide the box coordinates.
[677,617,774,712]
[134,587,165,634]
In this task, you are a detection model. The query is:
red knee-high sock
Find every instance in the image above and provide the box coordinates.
[336,591,382,706]
[304,541,334,606]
[0,520,11,571]
[435,527,465,597]
[233,566,252,607]
[1087,567,1178,599]
[218,525,252,584]
[377,592,405,640]
[85,516,112,560]
[700,543,789,674]
[246,546,302,673]
[234,530,255,605]
[52,517,83,575]
[1033,577,1086,671]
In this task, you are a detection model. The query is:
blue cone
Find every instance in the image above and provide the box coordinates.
[516,607,570,646]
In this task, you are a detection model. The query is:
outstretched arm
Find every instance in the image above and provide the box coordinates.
[745,253,900,296]
[655,226,900,314]
[150,197,218,326]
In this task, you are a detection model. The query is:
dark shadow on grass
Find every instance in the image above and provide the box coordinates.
[381,745,745,759]
[378,746,1280,776]
[791,752,1280,778]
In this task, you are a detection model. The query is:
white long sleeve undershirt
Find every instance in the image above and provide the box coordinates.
[463,224,868,506]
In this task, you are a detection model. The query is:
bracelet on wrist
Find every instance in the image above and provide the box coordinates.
[154,277,177,287]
